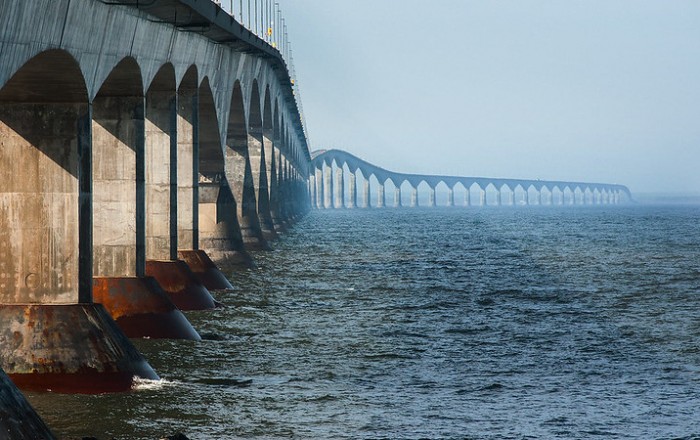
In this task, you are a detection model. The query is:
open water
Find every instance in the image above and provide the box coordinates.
[26,205,700,439]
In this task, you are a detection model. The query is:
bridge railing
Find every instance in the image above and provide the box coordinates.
[215,0,310,147]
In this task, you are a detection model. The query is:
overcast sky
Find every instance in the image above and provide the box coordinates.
[280,1,700,194]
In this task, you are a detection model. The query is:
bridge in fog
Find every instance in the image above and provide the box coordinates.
[310,149,632,209]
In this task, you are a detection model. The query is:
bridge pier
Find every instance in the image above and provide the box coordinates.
[447,187,454,207]
[348,172,357,208]
[314,168,322,208]
[479,188,486,206]
[411,186,418,207]
[363,179,371,208]
[309,174,316,209]
[323,164,332,208]
[377,184,385,208]
[465,189,471,206]
[0,53,162,392]
[335,167,344,208]
[0,368,55,438]
[494,189,501,206]
[395,187,402,207]
[429,187,436,207]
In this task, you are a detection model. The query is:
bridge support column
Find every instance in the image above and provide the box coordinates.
[479,189,486,206]
[429,187,436,207]
[309,174,316,209]
[314,167,322,209]
[91,90,204,338]
[335,167,344,208]
[377,184,385,208]
[464,189,471,206]
[0,368,55,438]
[411,186,418,207]
[509,191,515,206]
[323,164,332,208]
[347,172,356,208]
[363,179,371,208]
[395,187,402,207]
[447,187,454,207]
[536,190,542,205]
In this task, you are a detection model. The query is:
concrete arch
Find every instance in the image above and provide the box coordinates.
[247,80,275,238]
[197,77,246,264]
[145,63,177,261]
[226,81,267,250]
[0,49,91,303]
[92,56,145,279]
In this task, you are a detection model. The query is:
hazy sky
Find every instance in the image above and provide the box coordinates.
[282,1,700,194]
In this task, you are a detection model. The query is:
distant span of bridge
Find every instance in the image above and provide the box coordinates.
[310,149,633,208]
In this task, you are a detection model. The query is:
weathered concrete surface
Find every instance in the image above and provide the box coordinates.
[92,94,142,278]
[0,103,83,305]
[0,369,55,439]
[145,260,217,311]
[0,304,158,393]
[93,277,200,340]
[178,250,233,291]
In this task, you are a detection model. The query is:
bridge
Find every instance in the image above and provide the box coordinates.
[0,0,313,432]
[0,0,635,436]
[310,149,632,208]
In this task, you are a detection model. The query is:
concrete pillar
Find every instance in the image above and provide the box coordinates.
[335,166,344,208]
[308,174,316,209]
[465,188,471,206]
[377,183,385,208]
[348,172,357,208]
[495,190,501,206]
[314,167,322,209]
[479,189,486,206]
[323,164,332,208]
[145,88,177,261]
[536,190,542,205]
[92,96,143,279]
[429,187,436,207]
[508,190,515,206]
[411,186,418,207]
[363,179,371,208]
[177,84,198,251]
[0,76,158,391]
[395,186,402,207]
[447,187,454,207]
[268,142,282,228]
[0,368,56,437]
[248,127,275,238]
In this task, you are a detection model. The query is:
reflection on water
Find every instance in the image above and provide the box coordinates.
[26,206,700,439]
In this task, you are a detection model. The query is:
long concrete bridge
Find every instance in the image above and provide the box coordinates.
[0,0,312,433]
[310,149,632,208]
[0,0,635,436]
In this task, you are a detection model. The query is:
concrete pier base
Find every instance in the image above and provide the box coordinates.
[93,277,201,340]
[178,250,233,291]
[145,260,218,311]
[0,304,159,393]
[0,369,55,439]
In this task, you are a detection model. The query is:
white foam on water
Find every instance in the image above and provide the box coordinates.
[131,377,179,391]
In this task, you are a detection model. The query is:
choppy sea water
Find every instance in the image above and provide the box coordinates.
[26,205,700,439]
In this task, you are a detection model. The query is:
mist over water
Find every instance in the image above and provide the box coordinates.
[27,205,700,439]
